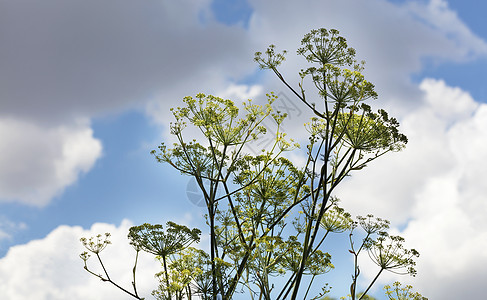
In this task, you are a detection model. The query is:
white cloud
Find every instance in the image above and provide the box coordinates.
[0,118,102,206]
[341,79,487,299]
[217,84,264,102]
[420,78,479,123]
[334,79,479,222]
[0,220,161,300]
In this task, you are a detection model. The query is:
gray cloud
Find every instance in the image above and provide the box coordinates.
[0,0,254,124]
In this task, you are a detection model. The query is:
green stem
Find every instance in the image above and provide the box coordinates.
[359,268,384,300]
[162,254,171,300]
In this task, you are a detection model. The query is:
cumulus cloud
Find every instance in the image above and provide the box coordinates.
[420,78,479,122]
[0,118,101,206]
[217,84,264,102]
[335,79,479,221]
[0,220,161,300]
[340,79,487,299]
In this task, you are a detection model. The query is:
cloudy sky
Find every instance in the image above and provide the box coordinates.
[1,0,486,299]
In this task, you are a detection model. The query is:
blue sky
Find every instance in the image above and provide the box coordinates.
[1,0,487,299]
[415,1,487,102]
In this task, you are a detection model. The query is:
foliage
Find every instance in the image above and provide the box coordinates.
[80,28,425,300]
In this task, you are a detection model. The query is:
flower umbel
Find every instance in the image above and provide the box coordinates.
[80,233,112,254]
